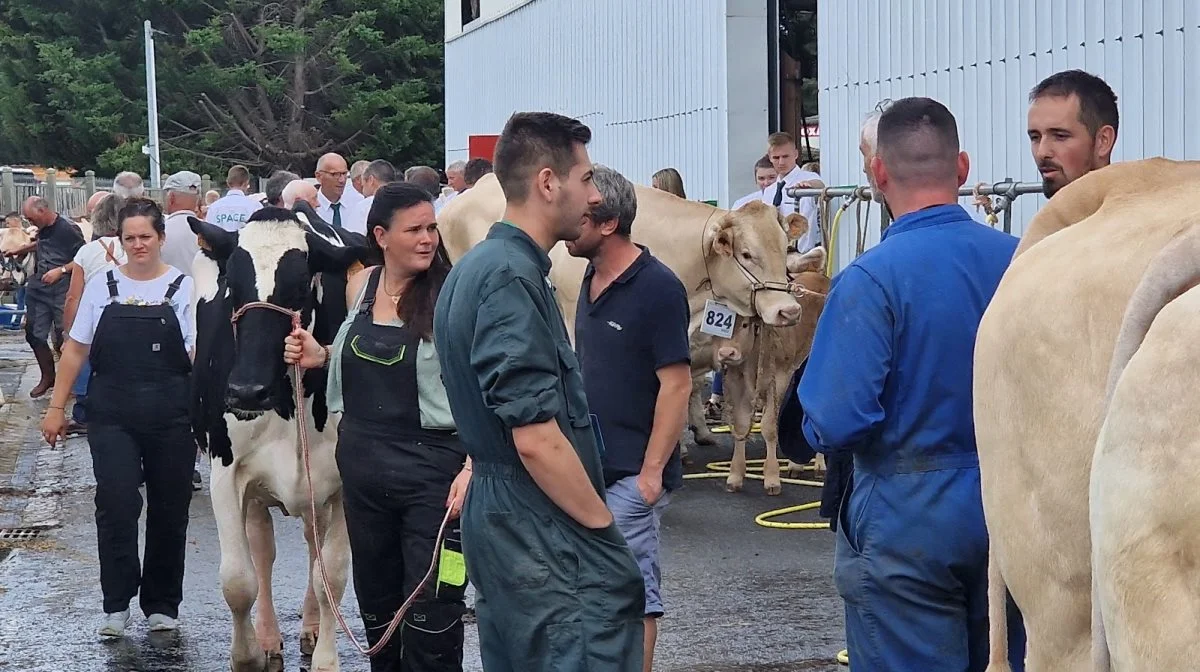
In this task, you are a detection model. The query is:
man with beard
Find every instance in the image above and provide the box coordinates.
[566,164,691,672]
[433,112,646,671]
[1027,69,1119,197]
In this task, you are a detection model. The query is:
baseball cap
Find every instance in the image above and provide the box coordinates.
[163,170,202,193]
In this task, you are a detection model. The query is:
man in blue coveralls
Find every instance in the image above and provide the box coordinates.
[434,112,646,671]
[795,97,1026,671]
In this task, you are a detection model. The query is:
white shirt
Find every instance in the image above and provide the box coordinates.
[731,191,761,210]
[69,266,196,352]
[343,195,373,235]
[434,189,459,214]
[758,165,823,252]
[162,210,201,277]
[204,188,260,232]
[317,188,363,229]
[72,236,128,284]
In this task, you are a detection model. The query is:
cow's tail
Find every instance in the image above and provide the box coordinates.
[1105,221,1200,406]
[985,543,1013,672]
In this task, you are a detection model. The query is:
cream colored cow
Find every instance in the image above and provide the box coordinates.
[1085,222,1200,671]
[974,157,1200,672]
[708,247,828,495]
[437,172,806,338]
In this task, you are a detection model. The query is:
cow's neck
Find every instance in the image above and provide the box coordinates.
[649,206,722,321]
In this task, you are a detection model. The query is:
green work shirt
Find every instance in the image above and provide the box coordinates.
[433,221,605,494]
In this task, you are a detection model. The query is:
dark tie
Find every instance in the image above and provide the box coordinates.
[773,180,785,207]
[331,202,342,229]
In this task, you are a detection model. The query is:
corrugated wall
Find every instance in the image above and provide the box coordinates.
[819,0,1196,272]
[444,0,765,205]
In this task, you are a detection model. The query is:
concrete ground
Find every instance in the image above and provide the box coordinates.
[0,336,846,671]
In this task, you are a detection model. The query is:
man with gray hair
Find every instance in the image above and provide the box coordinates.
[112,171,145,198]
[434,160,467,211]
[565,164,691,672]
[344,159,397,234]
[161,171,202,277]
[349,159,371,195]
[262,170,300,208]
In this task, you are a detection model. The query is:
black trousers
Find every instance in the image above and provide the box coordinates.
[89,420,195,617]
[337,425,467,672]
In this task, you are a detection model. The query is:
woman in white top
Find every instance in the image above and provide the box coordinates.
[40,197,197,639]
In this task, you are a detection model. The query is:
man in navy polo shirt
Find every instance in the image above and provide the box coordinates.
[566,164,692,672]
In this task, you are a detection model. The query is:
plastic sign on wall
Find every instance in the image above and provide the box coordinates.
[469,135,499,162]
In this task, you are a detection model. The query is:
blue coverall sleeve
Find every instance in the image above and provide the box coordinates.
[797,265,893,453]
[470,277,562,429]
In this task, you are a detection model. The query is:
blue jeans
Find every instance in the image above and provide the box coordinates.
[711,371,724,396]
[72,358,90,424]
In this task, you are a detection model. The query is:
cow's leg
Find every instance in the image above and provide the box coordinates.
[309,496,350,672]
[211,467,266,672]
[299,515,320,656]
[689,376,716,447]
[724,373,753,493]
[760,376,783,496]
[246,502,283,668]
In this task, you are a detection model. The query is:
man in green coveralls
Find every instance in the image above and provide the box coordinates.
[433,112,646,671]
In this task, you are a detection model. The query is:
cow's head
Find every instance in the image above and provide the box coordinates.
[703,201,804,327]
[188,207,364,416]
[714,316,760,368]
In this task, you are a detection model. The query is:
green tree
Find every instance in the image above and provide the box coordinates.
[0,0,445,177]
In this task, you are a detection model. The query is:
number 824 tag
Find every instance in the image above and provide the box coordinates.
[699,299,736,339]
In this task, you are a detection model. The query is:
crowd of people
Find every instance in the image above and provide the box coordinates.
[6,63,1125,671]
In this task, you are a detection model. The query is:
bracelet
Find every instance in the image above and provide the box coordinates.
[48,405,64,411]
[323,345,333,368]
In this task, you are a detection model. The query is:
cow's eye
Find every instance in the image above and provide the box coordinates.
[741,251,753,261]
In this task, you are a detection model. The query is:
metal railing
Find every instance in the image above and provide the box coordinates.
[787,179,1046,235]
[0,167,224,218]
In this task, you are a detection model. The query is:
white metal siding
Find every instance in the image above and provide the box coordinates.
[444,0,767,205]
[819,0,1194,272]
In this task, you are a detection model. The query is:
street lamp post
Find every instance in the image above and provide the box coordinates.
[143,20,162,189]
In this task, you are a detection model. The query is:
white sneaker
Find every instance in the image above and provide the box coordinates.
[97,610,130,638]
[146,613,178,631]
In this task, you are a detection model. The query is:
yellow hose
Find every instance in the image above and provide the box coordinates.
[683,458,847,664]
[708,422,761,434]
[825,204,849,276]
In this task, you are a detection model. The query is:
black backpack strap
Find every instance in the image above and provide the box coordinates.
[105,270,120,302]
[359,266,382,314]
[163,273,186,301]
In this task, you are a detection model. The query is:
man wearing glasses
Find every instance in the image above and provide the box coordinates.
[314,152,363,229]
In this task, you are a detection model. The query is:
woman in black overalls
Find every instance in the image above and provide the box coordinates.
[285,182,471,671]
[41,197,196,638]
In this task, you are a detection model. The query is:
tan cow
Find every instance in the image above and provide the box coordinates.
[1082,222,1200,671]
[437,172,806,339]
[973,157,1200,672]
[707,247,828,494]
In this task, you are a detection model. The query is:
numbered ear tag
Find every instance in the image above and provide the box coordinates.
[700,299,736,339]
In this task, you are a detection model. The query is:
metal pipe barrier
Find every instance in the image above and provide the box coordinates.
[788,179,1046,235]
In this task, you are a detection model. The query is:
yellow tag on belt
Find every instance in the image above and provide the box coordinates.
[439,547,467,587]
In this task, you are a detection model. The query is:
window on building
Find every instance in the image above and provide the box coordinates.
[462,0,480,25]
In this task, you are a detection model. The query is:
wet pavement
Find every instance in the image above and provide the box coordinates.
[0,342,847,671]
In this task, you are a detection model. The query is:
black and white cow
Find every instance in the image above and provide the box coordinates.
[188,204,368,672]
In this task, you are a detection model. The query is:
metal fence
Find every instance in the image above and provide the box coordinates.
[787,180,1047,274]
[0,167,227,218]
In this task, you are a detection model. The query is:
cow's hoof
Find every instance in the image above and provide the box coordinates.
[765,482,782,496]
[266,650,284,672]
[693,430,717,446]
[724,480,743,493]
[299,629,318,656]
[229,651,268,672]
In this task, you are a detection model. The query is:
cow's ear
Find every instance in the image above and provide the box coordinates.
[305,231,368,274]
[706,213,736,257]
[188,216,237,260]
[783,213,809,240]
[787,247,826,275]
